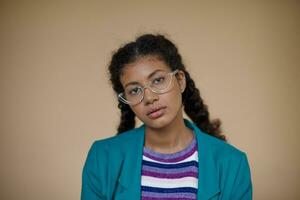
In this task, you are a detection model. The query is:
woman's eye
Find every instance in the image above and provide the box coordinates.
[153,77,165,84]
[128,88,140,95]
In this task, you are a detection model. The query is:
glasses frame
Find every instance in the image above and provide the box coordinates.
[118,69,179,105]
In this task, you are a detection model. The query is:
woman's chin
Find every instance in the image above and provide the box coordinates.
[143,116,171,130]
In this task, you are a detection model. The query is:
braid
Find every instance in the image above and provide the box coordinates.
[182,70,227,141]
[116,101,136,134]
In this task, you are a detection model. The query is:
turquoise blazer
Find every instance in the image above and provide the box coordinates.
[81,119,252,200]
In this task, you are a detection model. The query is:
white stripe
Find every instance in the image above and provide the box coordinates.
[141,176,198,188]
[143,150,198,164]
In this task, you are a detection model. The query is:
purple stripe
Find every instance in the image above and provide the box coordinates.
[142,197,195,200]
[142,191,197,199]
[142,170,198,179]
[144,145,197,163]
[143,136,196,160]
[142,165,198,174]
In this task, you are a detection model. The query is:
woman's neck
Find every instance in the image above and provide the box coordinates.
[144,114,194,154]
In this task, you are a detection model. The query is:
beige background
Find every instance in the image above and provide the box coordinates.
[1,1,299,199]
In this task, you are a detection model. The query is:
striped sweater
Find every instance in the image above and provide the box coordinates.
[141,135,198,200]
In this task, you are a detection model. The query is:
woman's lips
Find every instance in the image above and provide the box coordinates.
[147,107,166,119]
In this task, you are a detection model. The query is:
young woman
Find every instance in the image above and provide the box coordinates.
[81,34,252,200]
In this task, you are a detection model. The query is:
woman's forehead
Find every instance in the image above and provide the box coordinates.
[120,57,170,84]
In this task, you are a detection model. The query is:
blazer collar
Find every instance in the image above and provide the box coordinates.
[117,118,220,199]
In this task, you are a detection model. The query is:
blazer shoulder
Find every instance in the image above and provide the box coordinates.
[200,132,248,161]
[82,128,141,199]
[200,133,253,199]
[92,127,141,151]
[198,133,252,199]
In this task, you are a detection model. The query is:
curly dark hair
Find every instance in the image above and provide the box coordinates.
[108,33,226,141]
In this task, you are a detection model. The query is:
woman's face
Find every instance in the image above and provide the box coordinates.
[120,55,186,129]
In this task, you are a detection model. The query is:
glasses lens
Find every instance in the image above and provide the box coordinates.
[149,72,172,92]
[122,86,143,104]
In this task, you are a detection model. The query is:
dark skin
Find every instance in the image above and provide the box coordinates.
[144,108,195,154]
[120,56,194,154]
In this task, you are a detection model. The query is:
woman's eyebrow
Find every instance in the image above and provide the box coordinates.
[147,69,165,79]
[124,69,165,87]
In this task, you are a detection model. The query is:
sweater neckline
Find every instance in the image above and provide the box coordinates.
[143,133,197,161]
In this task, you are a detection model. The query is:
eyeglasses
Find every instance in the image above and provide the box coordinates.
[118,69,179,105]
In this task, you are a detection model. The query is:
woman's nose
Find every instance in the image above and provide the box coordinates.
[143,87,159,104]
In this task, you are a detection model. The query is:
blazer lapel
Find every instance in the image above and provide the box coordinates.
[115,125,145,199]
[184,119,221,199]
[116,119,220,200]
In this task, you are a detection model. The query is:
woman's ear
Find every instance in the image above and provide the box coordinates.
[177,70,186,93]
